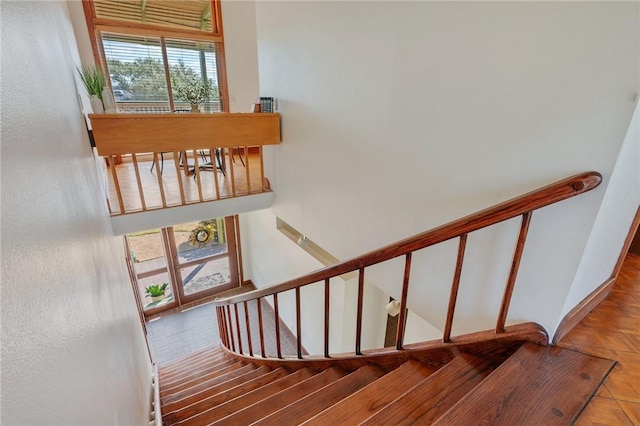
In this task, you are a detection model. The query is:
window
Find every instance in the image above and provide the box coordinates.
[83,0,227,113]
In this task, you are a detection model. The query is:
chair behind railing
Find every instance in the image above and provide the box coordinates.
[214,172,602,359]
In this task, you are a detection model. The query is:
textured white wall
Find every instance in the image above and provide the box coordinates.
[244,1,639,338]
[1,2,152,424]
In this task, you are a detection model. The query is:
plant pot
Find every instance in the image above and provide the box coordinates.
[90,95,104,114]
[190,104,200,113]
[150,295,165,303]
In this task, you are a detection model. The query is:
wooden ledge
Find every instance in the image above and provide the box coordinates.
[89,112,281,156]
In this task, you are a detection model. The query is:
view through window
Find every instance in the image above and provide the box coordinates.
[127,217,238,316]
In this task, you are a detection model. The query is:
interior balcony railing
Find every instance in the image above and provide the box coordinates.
[89,112,281,216]
[214,172,602,361]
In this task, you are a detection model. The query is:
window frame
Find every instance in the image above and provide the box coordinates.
[82,0,229,113]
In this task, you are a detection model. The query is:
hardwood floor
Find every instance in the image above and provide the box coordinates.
[557,252,640,424]
[106,150,268,214]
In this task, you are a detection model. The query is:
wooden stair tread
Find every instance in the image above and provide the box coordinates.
[360,354,495,425]
[174,368,315,425]
[159,344,223,371]
[162,365,268,411]
[163,367,288,425]
[253,365,386,426]
[302,360,437,425]
[160,357,236,386]
[213,367,347,424]
[432,342,615,425]
[159,352,229,379]
[160,361,246,396]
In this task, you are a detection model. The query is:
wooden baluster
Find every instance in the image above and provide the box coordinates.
[296,287,302,359]
[192,149,204,202]
[228,148,237,197]
[274,293,282,359]
[257,298,266,357]
[259,145,265,192]
[324,278,330,358]
[355,267,365,355]
[172,151,186,206]
[234,303,243,354]
[216,307,227,347]
[443,234,467,343]
[109,155,125,214]
[130,153,147,211]
[396,253,412,350]
[226,305,236,352]
[152,152,167,208]
[211,146,221,199]
[243,301,253,356]
[244,146,251,194]
[496,211,533,333]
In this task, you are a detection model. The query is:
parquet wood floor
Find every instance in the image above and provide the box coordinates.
[557,253,640,424]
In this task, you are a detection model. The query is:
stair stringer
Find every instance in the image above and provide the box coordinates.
[218,321,548,373]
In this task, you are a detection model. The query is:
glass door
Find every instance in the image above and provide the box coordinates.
[126,216,239,317]
[169,217,238,303]
[127,228,177,315]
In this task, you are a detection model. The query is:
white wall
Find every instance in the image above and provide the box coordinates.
[560,102,640,322]
[243,1,639,338]
[221,0,261,113]
[1,2,152,424]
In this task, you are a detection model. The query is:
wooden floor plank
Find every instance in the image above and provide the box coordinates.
[574,396,634,426]
[360,354,495,425]
[432,343,614,425]
[253,365,385,426]
[302,361,437,425]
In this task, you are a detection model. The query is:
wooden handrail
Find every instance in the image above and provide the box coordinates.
[215,171,601,361]
[214,172,601,307]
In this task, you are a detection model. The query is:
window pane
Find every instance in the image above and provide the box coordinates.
[166,38,222,112]
[94,0,214,33]
[174,219,227,263]
[102,33,171,113]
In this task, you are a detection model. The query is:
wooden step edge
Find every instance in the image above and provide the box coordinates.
[160,361,246,396]
[252,365,386,426]
[159,344,223,370]
[163,367,289,425]
[301,360,438,425]
[359,354,496,425]
[215,367,348,425]
[161,364,265,408]
[159,352,229,377]
[431,343,615,425]
[172,368,316,426]
[160,357,238,386]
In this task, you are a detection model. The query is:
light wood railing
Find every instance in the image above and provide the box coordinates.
[214,172,602,359]
[89,113,280,216]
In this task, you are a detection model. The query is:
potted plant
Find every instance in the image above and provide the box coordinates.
[173,77,214,113]
[77,64,106,113]
[145,283,169,303]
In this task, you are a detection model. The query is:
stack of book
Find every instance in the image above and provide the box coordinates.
[259,97,274,113]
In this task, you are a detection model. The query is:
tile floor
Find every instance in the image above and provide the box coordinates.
[146,288,299,365]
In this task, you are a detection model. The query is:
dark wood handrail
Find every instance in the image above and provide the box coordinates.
[214,171,601,307]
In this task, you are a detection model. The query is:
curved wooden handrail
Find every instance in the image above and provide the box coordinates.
[215,171,601,306]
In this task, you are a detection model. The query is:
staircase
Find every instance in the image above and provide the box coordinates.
[156,172,611,425]
[159,337,613,425]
